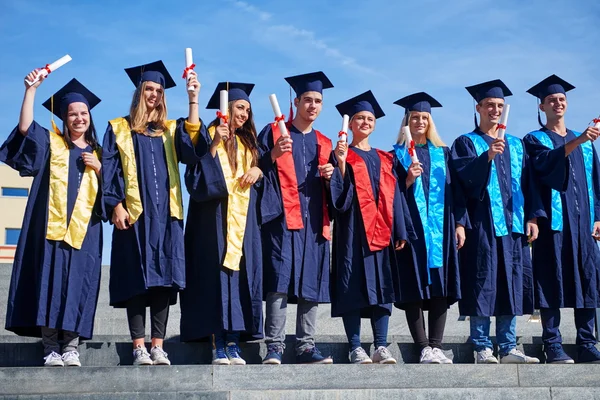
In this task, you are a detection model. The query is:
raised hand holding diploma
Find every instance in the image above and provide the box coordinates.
[338,114,349,142]
[402,125,419,163]
[269,94,289,138]
[497,104,510,139]
[182,48,197,92]
[25,55,72,86]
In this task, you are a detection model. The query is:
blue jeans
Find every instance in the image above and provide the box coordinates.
[470,315,516,356]
[342,307,390,351]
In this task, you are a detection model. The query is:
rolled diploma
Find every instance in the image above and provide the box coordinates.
[402,126,419,163]
[595,116,600,129]
[25,55,72,85]
[497,104,510,139]
[219,90,228,124]
[269,94,289,137]
[340,114,349,142]
[185,48,195,92]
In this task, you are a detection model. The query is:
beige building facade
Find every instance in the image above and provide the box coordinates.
[0,163,32,261]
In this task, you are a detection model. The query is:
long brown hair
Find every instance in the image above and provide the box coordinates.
[59,110,100,151]
[128,81,168,135]
[208,101,258,174]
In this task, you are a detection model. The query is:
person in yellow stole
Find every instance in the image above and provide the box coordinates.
[1,72,103,367]
[101,60,203,366]
[180,82,263,366]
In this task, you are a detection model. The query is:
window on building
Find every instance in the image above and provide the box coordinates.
[5,228,21,245]
[2,187,29,197]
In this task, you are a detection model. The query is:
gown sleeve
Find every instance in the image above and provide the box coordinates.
[0,121,49,177]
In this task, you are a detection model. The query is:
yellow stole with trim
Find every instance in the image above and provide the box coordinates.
[109,117,186,224]
[46,128,100,250]
[208,126,253,271]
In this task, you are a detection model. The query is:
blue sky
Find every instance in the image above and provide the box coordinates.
[1,0,599,262]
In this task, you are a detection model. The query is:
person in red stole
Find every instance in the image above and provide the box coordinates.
[330,90,409,364]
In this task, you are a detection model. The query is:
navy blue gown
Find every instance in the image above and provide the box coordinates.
[180,125,263,342]
[330,147,408,317]
[393,145,464,309]
[257,124,331,303]
[102,118,200,307]
[451,130,544,317]
[523,128,600,309]
[1,122,103,340]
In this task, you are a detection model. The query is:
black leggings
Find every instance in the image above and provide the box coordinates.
[404,297,448,350]
[126,290,171,340]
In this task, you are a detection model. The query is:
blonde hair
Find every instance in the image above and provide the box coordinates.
[128,81,168,135]
[396,111,446,147]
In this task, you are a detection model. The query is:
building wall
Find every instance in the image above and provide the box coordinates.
[0,164,32,261]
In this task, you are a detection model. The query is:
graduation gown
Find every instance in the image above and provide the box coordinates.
[330,147,408,317]
[451,130,543,317]
[393,144,463,309]
[257,124,331,303]
[102,118,200,307]
[1,122,103,340]
[180,125,263,342]
[523,128,600,309]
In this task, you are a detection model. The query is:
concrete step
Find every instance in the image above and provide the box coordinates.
[0,334,581,367]
[2,364,600,398]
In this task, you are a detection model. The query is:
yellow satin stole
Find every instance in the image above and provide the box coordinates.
[46,127,100,250]
[109,118,200,224]
[208,126,253,271]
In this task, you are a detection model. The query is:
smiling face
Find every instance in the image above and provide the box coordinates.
[409,111,430,137]
[142,81,164,111]
[476,97,504,125]
[230,99,251,130]
[540,93,567,120]
[350,111,376,139]
[65,102,90,135]
[294,91,323,122]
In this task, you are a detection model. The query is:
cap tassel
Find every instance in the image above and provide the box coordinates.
[50,95,62,136]
[537,100,544,128]
[286,86,294,126]
[472,100,478,129]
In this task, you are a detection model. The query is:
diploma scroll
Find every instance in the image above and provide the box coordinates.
[269,94,289,137]
[402,126,419,163]
[25,55,72,86]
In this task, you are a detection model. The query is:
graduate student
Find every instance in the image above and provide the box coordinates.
[102,61,202,366]
[180,82,263,366]
[451,79,542,364]
[257,72,335,364]
[330,90,408,364]
[392,92,464,364]
[1,73,103,367]
[523,75,600,364]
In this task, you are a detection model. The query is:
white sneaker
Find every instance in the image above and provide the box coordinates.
[371,346,397,364]
[61,351,81,367]
[420,346,440,364]
[133,345,153,366]
[476,348,499,364]
[349,347,373,364]
[500,348,540,364]
[44,351,64,367]
[432,347,453,364]
[150,345,171,365]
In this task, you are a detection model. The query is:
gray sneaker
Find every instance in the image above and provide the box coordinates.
[420,346,440,364]
[500,348,540,364]
[44,351,64,367]
[349,347,373,364]
[371,346,397,364]
[432,347,453,364]
[150,345,171,365]
[475,348,499,364]
[133,345,153,366]
[61,351,81,367]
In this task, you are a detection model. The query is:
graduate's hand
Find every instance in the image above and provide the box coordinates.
[455,224,466,249]
[82,152,101,175]
[581,126,600,143]
[487,138,505,161]
[214,124,230,143]
[318,163,334,180]
[592,221,600,241]
[406,162,423,188]
[24,69,45,90]
[112,203,130,230]
[334,141,348,164]
[271,135,293,162]
[186,71,200,99]
[526,218,539,243]
[239,166,263,188]
[395,240,406,250]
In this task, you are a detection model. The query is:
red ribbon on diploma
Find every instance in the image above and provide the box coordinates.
[216,110,228,124]
[43,64,52,75]
[274,114,285,123]
[182,64,196,79]
[338,131,346,138]
[593,119,600,124]
[408,140,415,157]
[497,123,506,130]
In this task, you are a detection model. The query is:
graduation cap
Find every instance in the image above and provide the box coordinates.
[335,90,385,119]
[526,74,575,101]
[284,71,334,97]
[124,60,176,89]
[465,79,512,103]
[394,92,442,114]
[42,78,101,121]
[206,82,255,109]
